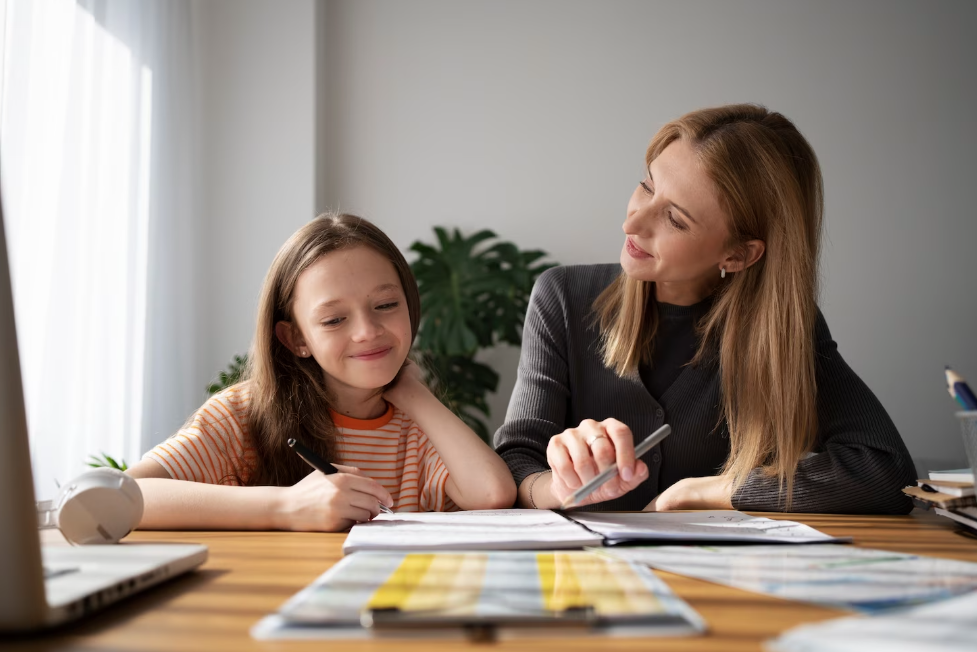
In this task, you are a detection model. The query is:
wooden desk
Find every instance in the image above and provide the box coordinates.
[7,510,976,652]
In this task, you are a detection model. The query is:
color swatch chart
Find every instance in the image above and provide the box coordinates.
[278,550,701,625]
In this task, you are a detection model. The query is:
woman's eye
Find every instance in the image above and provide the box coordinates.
[639,180,653,195]
[668,212,686,230]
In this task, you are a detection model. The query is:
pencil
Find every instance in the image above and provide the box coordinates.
[287,438,394,514]
[945,367,977,411]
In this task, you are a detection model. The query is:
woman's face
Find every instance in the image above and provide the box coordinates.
[621,138,733,305]
[286,246,412,394]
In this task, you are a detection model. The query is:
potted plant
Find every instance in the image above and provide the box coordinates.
[409,227,556,441]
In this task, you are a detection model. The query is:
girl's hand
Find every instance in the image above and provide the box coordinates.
[546,418,649,507]
[382,360,429,408]
[645,475,733,511]
[275,465,394,532]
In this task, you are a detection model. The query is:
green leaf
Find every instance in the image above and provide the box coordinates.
[407,226,558,440]
[86,452,128,472]
[207,353,249,395]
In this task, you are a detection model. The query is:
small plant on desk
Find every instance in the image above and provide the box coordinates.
[86,452,128,472]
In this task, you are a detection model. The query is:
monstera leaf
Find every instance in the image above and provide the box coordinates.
[410,227,555,356]
[410,227,556,440]
[417,353,499,443]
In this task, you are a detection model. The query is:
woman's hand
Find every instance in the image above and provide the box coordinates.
[274,465,394,532]
[645,475,733,511]
[546,418,649,507]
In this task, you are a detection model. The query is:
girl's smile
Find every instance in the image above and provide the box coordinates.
[349,346,393,361]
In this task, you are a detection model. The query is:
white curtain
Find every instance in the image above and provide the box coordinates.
[0,0,201,499]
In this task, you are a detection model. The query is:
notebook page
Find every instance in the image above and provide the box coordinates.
[568,510,847,544]
[343,509,602,554]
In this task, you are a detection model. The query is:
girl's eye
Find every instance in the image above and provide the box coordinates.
[377,301,399,310]
[322,317,344,327]
[639,180,653,195]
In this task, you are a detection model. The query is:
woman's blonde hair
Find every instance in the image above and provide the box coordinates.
[244,213,420,486]
[594,104,823,508]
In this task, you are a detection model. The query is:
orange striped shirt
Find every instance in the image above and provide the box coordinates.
[144,384,457,512]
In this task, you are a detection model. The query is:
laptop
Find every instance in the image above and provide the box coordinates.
[0,190,207,631]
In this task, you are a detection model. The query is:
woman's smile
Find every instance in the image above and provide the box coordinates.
[625,237,653,259]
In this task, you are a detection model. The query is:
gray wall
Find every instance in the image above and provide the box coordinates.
[312,0,977,473]
[192,0,316,423]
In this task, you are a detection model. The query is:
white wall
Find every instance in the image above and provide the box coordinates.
[190,0,316,434]
[313,0,977,472]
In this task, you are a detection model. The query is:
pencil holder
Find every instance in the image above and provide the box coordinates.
[956,410,977,481]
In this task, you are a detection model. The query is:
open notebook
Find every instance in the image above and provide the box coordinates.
[342,509,848,554]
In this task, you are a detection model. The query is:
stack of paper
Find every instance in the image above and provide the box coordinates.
[907,471,977,533]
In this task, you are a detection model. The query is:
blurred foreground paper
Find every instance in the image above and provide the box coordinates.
[765,589,977,652]
[599,544,977,613]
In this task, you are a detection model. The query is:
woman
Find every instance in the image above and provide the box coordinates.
[495,104,916,514]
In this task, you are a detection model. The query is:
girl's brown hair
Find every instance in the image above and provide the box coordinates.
[244,213,420,486]
[594,104,823,508]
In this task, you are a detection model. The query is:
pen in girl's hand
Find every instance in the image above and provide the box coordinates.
[287,438,394,514]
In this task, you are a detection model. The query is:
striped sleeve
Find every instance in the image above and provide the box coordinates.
[143,385,255,486]
[413,424,457,512]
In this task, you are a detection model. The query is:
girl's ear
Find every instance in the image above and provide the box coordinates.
[275,321,309,357]
[721,239,766,274]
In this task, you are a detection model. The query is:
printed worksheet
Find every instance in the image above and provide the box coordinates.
[599,544,977,612]
[570,511,848,544]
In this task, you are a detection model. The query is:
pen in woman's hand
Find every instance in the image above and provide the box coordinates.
[287,438,394,514]
[560,424,671,510]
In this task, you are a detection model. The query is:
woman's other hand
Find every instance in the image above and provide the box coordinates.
[645,475,733,511]
[274,465,394,531]
[546,418,649,507]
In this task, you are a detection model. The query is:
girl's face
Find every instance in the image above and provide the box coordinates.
[286,246,412,394]
[621,138,734,305]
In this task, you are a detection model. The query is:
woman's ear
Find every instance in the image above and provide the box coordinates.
[275,321,309,357]
[722,239,766,274]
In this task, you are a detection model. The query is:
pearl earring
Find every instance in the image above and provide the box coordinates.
[720,267,726,279]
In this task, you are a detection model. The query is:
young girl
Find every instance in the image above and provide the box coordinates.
[127,213,516,531]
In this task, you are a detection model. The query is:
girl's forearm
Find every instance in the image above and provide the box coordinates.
[395,390,516,509]
[134,478,283,530]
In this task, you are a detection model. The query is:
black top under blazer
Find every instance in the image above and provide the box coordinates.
[494,264,916,514]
